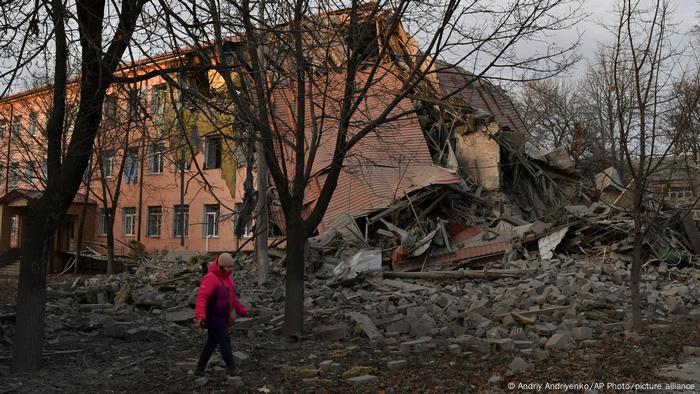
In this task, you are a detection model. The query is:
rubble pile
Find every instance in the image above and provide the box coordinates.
[1,149,700,387]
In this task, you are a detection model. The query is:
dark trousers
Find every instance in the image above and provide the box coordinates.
[198,326,234,366]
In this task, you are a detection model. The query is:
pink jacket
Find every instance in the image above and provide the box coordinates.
[195,257,248,328]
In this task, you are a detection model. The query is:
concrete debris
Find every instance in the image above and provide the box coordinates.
[330,249,382,286]
[509,356,532,373]
[3,163,699,384]
[537,227,568,260]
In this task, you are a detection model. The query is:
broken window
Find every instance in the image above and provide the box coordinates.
[204,135,222,169]
[122,207,136,236]
[234,203,254,238]
[146,206,162,237]
[173,204,189,237]
[180,60,210,108]
[203,204,219,237]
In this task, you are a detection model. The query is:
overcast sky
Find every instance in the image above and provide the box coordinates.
[565,0,699,76]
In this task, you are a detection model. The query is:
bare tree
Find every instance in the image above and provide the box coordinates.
[165,0,584,336]
[608,0,680,332]
[579,46,638,173]
[515,78,584,153]
[3,0,147,372]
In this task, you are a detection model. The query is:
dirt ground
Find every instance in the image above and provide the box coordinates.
[0,276,699,394]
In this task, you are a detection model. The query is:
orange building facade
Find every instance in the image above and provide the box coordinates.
[0,52,253,263]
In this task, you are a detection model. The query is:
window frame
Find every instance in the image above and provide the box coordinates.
[11,116,22,138]
[203,135,222,170]
[28,112,39,137]
[8,163,20,187]
[203,204,220,237]
[173,204,189,237]
[122,207,136,236]
[26,161,36,184]
[146,206,162,237]
[150,144,164,174]
[101,150,115,178]
[98,209,108,236]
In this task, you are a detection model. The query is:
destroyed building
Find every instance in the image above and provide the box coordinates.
[0,6,544,273]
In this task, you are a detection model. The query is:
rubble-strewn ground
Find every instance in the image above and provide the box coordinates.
[1,253,699,393]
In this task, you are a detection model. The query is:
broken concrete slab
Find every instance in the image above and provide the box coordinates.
[330,249,382,286]
[165,309,193,324]
[544,333,572,350]
[538,227,569,260]
[572,327,593,340]
[345,375,378,384]
[509,356,532,373]
[314,324,349,341]
[387,359,407,370]
[347,312,382,341]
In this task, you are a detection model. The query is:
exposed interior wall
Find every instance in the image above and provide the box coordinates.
[454,122,500,190]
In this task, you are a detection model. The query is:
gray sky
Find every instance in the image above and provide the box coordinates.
[566,0,699,76]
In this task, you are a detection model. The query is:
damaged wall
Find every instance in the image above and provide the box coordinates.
[454,123,500,190]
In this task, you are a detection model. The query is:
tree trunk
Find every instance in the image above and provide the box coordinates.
[106,215,115,274]
[630,209,643,332]
[73,180,91,274]
[11,203,54,371]
[281,209,305,337]
[256,142,269,285]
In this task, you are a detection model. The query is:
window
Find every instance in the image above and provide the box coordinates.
[98,209,108,236]
[151,84,168,132]
[0,164,4,185]
[28,112,38,136]
[122,207,136,236]
[101,150,115,178]
[235,202,254,238]
[104,94,118,125]
[127,89,140,120]
[665,186,693,199]
[173,204,189,237]
[176,155,192,171]
[203,204,219,237]
[26,161,36,184]
[10,216,17,236]
[204,136,222,169]
[124,147,138,184]
[8,163,19,187]
[11,116,22,138]
[146,206,162,237]
[151,84,167,115]
[0,120,6,138]
[149,144,164,174]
